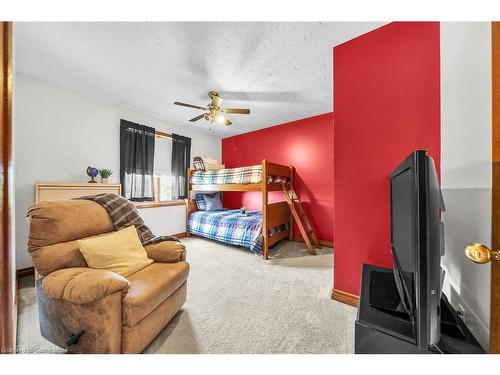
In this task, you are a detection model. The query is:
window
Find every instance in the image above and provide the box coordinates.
[120,119,188,207]
[153,134,173,202]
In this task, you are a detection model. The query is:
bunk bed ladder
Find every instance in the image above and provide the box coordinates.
[282,185,320,255]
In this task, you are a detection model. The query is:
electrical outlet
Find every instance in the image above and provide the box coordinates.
[458,304,466,321]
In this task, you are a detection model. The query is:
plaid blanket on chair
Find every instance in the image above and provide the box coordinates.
[78,193,179,245]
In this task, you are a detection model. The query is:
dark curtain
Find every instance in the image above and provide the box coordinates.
[120,119,156,201]
[171,133,191,199]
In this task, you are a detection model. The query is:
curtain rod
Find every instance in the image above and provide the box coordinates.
[155,130,172,139]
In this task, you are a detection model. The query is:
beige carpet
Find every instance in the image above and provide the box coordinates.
[17,238,357,354]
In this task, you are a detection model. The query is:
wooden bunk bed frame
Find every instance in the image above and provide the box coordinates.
[186,159,294,259]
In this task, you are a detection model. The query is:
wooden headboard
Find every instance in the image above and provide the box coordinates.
[34,182,122,203]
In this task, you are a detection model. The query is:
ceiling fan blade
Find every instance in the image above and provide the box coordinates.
[223,117,232,126]
[174,101,207,111]
[223,108,250,114]
[189,114,206,122]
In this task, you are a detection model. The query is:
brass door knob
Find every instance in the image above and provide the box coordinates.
[464,243,500,264]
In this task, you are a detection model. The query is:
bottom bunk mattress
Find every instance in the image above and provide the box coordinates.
[187,209,288,255]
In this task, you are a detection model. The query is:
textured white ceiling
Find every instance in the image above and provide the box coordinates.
[14,22,385,138]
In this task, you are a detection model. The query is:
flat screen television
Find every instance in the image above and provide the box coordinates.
[389,149,445,349]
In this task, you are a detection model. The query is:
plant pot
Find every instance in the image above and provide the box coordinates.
[101,178,109,184]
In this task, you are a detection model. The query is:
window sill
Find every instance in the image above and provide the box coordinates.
[134,200,186,209]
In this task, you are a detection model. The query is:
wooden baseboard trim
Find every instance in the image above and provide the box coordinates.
[319,240,334,248]
[331,288,359,307]
[16,266,34,279]
[174,232,187,239]
[293,236,333,248]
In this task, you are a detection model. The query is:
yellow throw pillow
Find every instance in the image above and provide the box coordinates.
[78,225,153,277]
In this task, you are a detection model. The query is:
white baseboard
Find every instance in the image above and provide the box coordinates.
[442,266,490,350]
[451,292,489,350]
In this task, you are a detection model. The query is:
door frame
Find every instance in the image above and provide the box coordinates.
[0,21,14,354]
[491,21,500,353]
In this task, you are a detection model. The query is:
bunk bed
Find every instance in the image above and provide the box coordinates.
[186,159,294,259]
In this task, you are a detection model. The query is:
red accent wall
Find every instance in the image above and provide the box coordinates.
[333,22,441,296]
[222,112,334,242]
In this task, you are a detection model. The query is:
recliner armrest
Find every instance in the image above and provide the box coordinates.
[145,241,186,263]
[41,267,130,304]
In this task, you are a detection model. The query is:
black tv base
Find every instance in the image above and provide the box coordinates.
[355,264,485,354]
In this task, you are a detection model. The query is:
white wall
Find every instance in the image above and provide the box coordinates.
[440,22,492,349]
[14,75,221,269]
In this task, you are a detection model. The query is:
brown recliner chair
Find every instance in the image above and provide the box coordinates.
[27,199,190,354]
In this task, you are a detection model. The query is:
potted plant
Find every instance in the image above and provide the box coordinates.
[99,168,113,184]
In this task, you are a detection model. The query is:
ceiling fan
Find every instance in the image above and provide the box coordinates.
[174,91,250,126]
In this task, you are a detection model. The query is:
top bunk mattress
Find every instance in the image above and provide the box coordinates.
[191,165,262,185]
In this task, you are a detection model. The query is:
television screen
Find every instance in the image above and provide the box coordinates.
[390,164,417,313]
[390,150,445,349]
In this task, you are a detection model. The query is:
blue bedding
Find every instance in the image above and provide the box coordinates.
[187,209,288,255]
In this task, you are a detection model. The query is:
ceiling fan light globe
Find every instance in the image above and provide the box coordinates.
[215,114,225,125]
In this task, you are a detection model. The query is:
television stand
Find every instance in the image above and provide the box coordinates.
[355,264,484,354]
[440,296,466,341]
[368,270,412,319]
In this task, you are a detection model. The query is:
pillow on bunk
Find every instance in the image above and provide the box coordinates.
[203,192,223,211]
[195,193,207,211]
[193,156,206,171]
[202,158,224,170]
[201,157,217,164]
[204,162,225,171]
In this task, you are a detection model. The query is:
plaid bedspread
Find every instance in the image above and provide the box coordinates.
[187,209,288,254]
[191,165,262,185]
